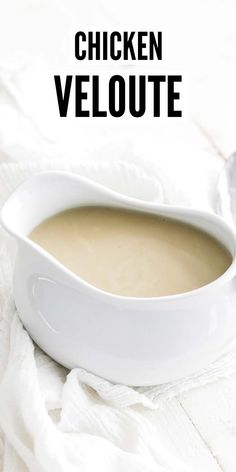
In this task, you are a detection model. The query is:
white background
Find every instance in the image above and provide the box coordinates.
[1,1,236,471]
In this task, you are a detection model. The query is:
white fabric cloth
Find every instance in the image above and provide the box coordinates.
[0,157,235,472]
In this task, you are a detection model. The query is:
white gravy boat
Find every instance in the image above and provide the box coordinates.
[1,170,236,386]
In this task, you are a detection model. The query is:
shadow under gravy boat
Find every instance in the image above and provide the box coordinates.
[1,170,236,386]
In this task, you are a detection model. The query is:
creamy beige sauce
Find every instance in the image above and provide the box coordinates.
[29,206,232,297]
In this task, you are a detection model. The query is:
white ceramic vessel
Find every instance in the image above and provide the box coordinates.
[1,171,236,386]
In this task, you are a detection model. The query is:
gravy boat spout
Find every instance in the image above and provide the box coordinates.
[1,170,236,386]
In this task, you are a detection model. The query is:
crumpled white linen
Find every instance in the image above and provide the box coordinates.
[0,157,235,472]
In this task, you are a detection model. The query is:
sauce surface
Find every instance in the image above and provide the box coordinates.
[29,206,232,297]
